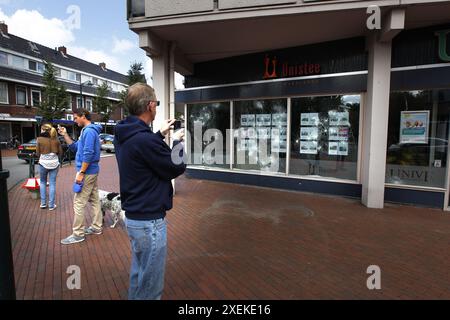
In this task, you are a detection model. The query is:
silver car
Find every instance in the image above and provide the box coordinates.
[100,134,115,153]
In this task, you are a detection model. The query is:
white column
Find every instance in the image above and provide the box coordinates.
[152,41,177,192]
[361,34,393,209]
[151,41,173,135]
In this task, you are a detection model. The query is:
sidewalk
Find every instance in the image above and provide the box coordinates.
[7,156,450,299]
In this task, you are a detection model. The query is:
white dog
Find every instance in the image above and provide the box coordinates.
[98,190,125,228]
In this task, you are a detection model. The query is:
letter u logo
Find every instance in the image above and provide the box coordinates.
[263,55,277,79]
[436,29,450,62]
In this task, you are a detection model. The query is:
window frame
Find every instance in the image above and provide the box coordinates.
[31,89,41,107]
[15,85,28,106]
[85,97,93,112]
[28,60,37,71]
[11,55,26,69]
[0,82,9,104]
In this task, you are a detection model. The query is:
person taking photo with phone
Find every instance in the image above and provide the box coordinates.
[114,83,186,300]
[58,109,103,245]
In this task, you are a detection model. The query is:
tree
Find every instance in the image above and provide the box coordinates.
[37,61,69,121]
[120,62,147,117]
[94,82,113,133]
[127,62,146,84]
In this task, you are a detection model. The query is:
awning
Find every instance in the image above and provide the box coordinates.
[0,117,37,122]
[51,120,76,125]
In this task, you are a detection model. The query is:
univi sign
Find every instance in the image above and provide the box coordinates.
[435,29,450,62]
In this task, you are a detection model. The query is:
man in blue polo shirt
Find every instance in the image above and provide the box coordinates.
[58,108,103,245]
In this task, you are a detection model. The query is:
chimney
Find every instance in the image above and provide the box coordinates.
[58,46,67,56]
[0,21,8,35]
[99,62,106,70]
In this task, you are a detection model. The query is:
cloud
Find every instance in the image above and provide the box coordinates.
[0,8,170,81]
[0,8,75,47]
[69,46,122,73]
[112,37,135,54]
[0,8,129,75]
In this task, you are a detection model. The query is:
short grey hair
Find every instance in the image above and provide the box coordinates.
[125,83,157,116]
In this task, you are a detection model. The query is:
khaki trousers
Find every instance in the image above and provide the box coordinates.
[72,174,103,237]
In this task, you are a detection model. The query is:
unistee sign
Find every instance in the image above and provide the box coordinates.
[263,55,321,80]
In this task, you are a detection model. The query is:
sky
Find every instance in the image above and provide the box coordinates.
[0,0,184,88]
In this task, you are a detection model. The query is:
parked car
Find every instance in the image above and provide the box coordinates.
[17,136,76,163]
[387,137,448,166]
[99,133,110,144]
[100,134,115,153]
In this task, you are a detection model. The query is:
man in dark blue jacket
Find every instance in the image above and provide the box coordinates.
[114,83,186,300]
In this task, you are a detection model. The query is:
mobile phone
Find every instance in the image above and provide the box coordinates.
[173,120,182,130]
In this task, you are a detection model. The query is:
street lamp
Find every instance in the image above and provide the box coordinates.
[79,80,93,109]
[0,148,16,300]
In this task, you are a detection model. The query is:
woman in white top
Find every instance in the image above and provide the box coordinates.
[36,124,63,210]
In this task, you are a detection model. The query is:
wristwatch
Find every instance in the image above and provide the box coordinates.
[79,171,86,174]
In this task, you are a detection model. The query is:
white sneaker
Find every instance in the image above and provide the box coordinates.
[49,205,57,211]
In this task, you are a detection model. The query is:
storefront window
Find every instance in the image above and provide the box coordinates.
[187,102,230,168]
[289,95,360,180]
[233,99,287,173]
[386,90,450,188]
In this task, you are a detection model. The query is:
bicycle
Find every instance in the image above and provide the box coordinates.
[7,135,20,150]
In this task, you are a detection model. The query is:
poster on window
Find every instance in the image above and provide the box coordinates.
[272,127,287,138]
[329,127,349,141]
[300,127,319,141]
[329,142,349,156]
[240,139,257,151]
[271,140,287,153]
[257,127,271,139]
[300,141,318,155]
[272,113,287,126]
[241,114,255,127]
[329,111,350,126]
[247,127,257,139]
[400,111,429,144]
[301,113,319,126]
[271,128,287,153]
[256,114,272,127]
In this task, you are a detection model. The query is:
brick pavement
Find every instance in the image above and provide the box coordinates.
[7,156,450,299]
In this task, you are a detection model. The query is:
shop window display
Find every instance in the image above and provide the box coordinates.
[386,90,450,188]
[233,99,287,173]
[290,95,360,181]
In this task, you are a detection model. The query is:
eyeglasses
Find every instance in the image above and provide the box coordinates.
[150,100,160,107]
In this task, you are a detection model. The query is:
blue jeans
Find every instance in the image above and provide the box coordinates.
[39,165,59,208]
[126,217,167,300]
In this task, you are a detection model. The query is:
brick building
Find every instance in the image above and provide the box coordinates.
[0,22,128,144]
